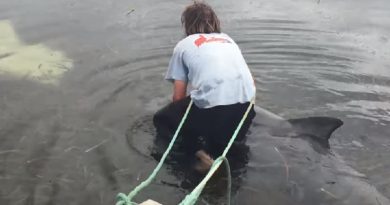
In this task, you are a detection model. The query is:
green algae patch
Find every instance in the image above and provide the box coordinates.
[0,20,73,84]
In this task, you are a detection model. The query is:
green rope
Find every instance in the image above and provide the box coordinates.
[116,98,255,205]
[116,100,194,205]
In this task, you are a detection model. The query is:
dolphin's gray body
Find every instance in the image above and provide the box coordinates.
[226,106,390,205]
[146,105,390,205]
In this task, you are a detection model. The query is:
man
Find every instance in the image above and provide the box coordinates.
[154,1,256,172]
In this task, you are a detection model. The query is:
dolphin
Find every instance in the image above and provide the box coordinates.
[139,105,390,205]
[232,106,390,205]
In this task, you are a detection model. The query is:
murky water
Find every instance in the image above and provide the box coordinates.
[0,0,389,204]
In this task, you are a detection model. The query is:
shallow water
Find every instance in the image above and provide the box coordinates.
[0,0,389,204]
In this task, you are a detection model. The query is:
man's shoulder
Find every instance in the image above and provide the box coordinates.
[175,35,199,50]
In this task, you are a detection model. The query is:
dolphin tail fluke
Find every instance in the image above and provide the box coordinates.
[288,117,343,145]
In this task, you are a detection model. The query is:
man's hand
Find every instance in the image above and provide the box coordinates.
[173,80,187,102]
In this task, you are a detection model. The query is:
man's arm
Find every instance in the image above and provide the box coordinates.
[172,80,187,102]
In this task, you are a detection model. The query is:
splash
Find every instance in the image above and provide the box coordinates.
[0,20,73,84]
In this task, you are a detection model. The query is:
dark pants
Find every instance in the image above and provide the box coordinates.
[153,97,256,159]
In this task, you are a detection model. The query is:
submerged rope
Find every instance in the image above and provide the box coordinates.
[116,98,255,205]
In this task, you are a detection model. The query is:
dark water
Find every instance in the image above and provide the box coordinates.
[0,0,389,204]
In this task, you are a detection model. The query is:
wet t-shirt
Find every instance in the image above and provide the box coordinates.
[165,33,255,108]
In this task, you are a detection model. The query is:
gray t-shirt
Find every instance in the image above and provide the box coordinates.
[166,33,255,108]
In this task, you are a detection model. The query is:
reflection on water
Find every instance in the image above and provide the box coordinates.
[0,0,389,204]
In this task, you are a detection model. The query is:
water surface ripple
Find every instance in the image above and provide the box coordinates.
[0,0,389,204]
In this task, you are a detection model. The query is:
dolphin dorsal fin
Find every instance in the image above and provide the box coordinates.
[288,117,343,142]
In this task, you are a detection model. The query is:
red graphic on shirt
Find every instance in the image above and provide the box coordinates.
[194,35,231,47]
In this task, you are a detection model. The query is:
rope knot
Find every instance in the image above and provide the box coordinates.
[116,193,131,205]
